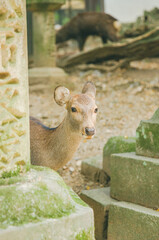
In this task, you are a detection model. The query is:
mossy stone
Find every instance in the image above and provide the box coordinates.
[108,201,159,240]
[0,166,88,229]
[0,166,95,239]
[136,108,159,158]
[103,136,136,176]
[110,152,159,208]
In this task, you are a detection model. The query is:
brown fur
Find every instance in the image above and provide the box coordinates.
[56,12,119,51]
[30,82,97,170]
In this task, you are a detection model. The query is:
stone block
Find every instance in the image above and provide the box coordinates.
[103,136,136,176]
[27,0,65,11]
[81,155,109,185]
[28,67,74,91]
[80,187,117,240]
[0,167,95,240]
[107,201,159,240]
[136,108,159,158]
[110,152,159,208]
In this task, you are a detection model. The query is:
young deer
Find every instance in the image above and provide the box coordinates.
[30,82,98,170]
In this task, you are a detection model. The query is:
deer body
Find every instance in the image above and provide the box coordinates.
[30,82,97,170]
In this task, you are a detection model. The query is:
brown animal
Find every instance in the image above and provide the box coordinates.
[56,12,120,51]
[30,82,98,170]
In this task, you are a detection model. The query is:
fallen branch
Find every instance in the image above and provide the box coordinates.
[57,27,159,69]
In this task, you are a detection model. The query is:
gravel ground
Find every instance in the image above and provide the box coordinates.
[29,58,159,194]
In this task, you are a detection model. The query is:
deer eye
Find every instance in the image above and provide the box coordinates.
[94,108,98,113]
[71,107,77,112]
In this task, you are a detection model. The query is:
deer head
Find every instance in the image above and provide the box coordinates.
[54,82,98,139]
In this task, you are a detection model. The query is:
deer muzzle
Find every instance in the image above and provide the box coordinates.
[83,127,95,139]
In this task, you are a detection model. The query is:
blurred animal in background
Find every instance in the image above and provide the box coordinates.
[56,12,120,51]
[30,82,98,170]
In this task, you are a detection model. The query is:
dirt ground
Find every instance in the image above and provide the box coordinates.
[29,40,159,195]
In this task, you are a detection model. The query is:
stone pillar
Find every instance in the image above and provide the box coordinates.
[27,0,68,90]
[0,0,30,176]
[32,11,55,67]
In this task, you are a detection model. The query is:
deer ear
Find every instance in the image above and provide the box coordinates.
[54,86,70,106]
[82,81,96,99]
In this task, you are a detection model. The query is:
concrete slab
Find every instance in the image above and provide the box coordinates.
[80,187,117,240]
[107,201,159,240]
[110,152,159,208]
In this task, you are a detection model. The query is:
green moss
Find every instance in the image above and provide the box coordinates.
[136,121,159,157]
[25,162,31,172]
[58,179,88,207]
[103,136,136,158]
[1,166,21,179]
[69,187,88,207]
[0,175,25,186]
[74,229,93,240]
[0,181,75,229]
[31,164,53,172]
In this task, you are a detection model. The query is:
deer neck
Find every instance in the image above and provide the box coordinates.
[48,115,82,169]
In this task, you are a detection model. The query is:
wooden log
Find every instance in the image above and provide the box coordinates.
[57,27,159,69]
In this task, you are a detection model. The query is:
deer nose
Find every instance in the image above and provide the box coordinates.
[85,127,95,136]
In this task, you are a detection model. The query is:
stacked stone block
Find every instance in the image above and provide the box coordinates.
[81,109,159,240]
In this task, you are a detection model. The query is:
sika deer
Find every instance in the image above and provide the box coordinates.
[30,82,98,170]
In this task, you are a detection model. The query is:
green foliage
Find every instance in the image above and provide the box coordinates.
[54,12,60,23]
[95,4,101,12]
[62,17,70,25]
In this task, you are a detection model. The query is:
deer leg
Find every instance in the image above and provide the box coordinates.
[77,36,87,51]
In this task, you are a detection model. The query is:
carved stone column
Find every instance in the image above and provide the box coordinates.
[0,0,30,176]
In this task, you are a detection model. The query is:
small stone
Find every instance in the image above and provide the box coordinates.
[69,167,75,172]
[76,160,82,167]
